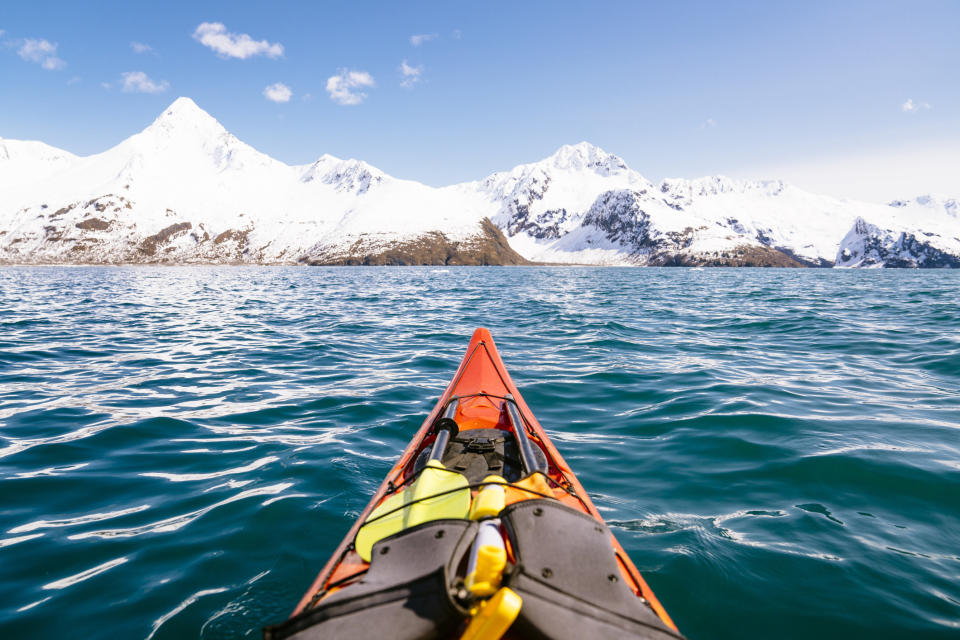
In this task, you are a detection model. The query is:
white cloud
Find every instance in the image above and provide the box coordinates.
[192,22,283,60]
[410,33,437,46]
[120,71,169,94]
[451,29,462,39]
[326,69,375,105]
[399,60,423,88]
[130,41,153,54]
[701,118,717,129]
[263,82,292,103]
[901,98,931,113]
[67,75,81,86]
[101,81,112,90]
[18,39,65,70]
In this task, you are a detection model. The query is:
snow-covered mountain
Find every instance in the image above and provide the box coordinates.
[835,196,960,268]
[0,98,510,265]
[1,97,957,267]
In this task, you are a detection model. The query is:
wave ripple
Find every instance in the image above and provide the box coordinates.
[1,266,959,639]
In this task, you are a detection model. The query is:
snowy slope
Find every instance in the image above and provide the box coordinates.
[1,98,957,267]
[0,138,78,203]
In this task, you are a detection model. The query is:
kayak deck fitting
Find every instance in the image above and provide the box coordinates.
[264,328,683,640]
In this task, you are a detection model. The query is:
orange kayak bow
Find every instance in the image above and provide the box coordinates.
[265,328,682,640]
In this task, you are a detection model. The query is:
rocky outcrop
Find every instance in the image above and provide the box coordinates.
[300,219,528,266]
[653,245,806,267]
[300,156,384,195]
[836,217,960,268]
[138,222,192,257]
[582,190,655,249]
[575,190,807,267]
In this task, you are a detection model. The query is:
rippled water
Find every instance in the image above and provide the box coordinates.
[1,266,959,639]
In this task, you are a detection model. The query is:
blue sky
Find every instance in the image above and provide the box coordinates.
[2,1,958,201]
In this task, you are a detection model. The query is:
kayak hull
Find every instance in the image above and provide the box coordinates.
[274,328,680,638]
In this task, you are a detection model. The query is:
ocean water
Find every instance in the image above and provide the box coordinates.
[1,266,958,639]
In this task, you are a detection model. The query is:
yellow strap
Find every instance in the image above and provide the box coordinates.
[354,461,470,562]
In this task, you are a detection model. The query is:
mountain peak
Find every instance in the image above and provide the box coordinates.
[0,138,77,163]
[160,96,207,117]
[546,142,629,174]
[98,96,282,178]
[146,97,227,137]
[552,141,604,155]
[300,155,385,194]
[304,153,343,168]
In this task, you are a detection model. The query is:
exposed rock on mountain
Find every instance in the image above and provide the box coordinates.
[301,218,528,266]
[300,155,385,195]
[836,217,960,268]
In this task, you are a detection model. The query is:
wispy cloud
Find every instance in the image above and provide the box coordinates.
[101,81,113,90]
[192,22,283,60]
[451,29,462,39]
[326,69,375,105]
[263,82,292,103]
[130,41,153,54]
[67,75,81,86]
[120,71,169,94]
[410,33,437,47]
[701,118,717,129]
[399,60,423,88]
[901,98,931,113]
[18,38,65,70]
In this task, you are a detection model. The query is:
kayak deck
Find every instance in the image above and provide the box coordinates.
[267,328,681,639]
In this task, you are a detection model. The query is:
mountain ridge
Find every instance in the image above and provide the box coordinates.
[1,97,957,268]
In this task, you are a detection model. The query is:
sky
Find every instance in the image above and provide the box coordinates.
[1,0,958,202]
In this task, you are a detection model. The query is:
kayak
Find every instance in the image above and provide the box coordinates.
[264,328,683,639]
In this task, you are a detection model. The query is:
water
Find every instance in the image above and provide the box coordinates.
[1,266,958,639]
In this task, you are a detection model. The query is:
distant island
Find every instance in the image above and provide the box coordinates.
[1,97,957,268]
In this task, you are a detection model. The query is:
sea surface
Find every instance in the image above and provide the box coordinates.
[1,266,958,639]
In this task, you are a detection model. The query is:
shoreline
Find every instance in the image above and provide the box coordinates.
[0,262,948,270]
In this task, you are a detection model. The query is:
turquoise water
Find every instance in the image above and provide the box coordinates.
[1,266,959,639]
